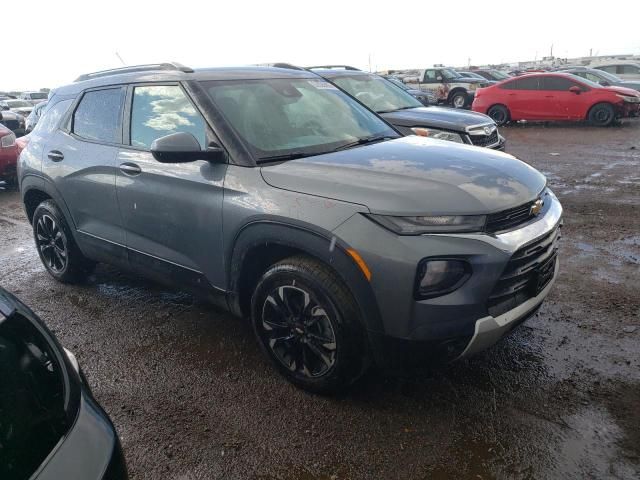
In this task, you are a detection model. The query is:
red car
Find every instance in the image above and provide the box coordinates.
[0,123,18,185]
[472,73,640,126]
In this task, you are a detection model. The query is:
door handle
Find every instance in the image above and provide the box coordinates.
[119,162,142,175]
[47,150,64,162]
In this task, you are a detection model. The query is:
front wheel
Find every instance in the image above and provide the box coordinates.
[251,255,368,394]
[588,103,616,126]
[450,91,468,109]
[487,105,510,126]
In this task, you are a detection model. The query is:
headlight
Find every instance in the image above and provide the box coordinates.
[367,214,486,234]
[411,127,464,143]
[467,83,477,91]
[415,258,471,299]
[1,132,16,148]
[616,94,640,103]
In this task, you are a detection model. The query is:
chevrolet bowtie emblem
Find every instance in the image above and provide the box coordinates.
[530,198,544,216]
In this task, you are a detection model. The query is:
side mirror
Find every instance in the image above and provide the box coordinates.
[569,86,581,94]
[599,81,610,86]
[150,132,225,164]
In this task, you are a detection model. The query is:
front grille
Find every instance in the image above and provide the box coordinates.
[470,130,498,147]
[1,120,19,131]
[487,226,560,317]
[485,199,537,233]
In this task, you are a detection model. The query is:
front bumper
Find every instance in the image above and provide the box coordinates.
[333,190,562,367]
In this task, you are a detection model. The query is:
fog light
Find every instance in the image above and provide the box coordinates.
[415,259,470,299]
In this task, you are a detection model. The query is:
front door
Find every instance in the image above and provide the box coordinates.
[115,84,227,292]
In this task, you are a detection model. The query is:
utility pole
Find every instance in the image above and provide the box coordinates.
[115,52,126,66]
[589,48,593,57]
[368,54,372,73]
[550,44,553,57]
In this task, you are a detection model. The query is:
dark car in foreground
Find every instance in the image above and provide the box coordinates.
[473,73,640,126]
[20,63,560,393]
[0,288,127,480]
[314,67,505,149]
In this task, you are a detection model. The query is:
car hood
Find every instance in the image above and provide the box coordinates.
[381,106,494,132]
[455,77,487,85]
[603,85,640,97]
[260,136,546,216]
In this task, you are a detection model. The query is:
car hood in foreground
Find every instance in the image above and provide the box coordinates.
[381,106,494,132]
[261,136,546,216]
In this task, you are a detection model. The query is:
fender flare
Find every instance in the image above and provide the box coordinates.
[226,219,384,333]
[22,175,78,234]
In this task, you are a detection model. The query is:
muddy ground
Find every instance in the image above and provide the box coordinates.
[1,120,639,480]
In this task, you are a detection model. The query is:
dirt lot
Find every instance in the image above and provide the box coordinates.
[1,120,639,480]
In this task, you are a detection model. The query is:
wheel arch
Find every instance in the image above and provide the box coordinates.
[487,103,511,121]
[227,220,384,333]
[22,177,75,229]
[447,87,468,102]
[586,101,617,121]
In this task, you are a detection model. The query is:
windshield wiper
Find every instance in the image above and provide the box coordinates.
[380,105,419,113]
[258,152,314,163]
[332,135,397,152]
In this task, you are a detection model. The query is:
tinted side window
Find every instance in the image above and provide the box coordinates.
[500,77,539,90]
[423,70,437,82]
[620,65,640,74]
[73,88,124,143]
[130,85,206,150]
[541,76,575,91]
[33,99,73,134]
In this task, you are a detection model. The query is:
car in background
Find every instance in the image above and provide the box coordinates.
[593,63,640,81]
[403,66,489,108]
[0,123,18,184]
[384,76,436,105]
[472,73,640,126]
[561,67,640,92]
[26,101,48,133]
[0,288,129,479]
[313,67,505,149]
[0,108,26,136]
[474,69,512,82]
[457,71,497,84]
[19,91,49,105]
[1,99,34,118]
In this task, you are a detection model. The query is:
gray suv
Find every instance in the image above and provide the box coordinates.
[18,63,562,393]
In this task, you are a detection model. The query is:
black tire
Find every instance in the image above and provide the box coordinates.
[32,200,95,283]
[251,255,368,394]
[588,102,616,126]
[450,91,468,109]
[487,105,510,126]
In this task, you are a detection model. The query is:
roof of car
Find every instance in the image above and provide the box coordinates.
[53,65,317,96]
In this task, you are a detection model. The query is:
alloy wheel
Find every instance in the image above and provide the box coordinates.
[36,214,67,273]
[453,95,466,108]
[261,285,337,378]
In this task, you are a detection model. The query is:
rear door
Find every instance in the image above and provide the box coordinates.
[501,76,543,119]
[41,87,127,265]
[115,83,227,290]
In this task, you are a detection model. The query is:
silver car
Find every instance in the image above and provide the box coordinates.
[18,63,562,393]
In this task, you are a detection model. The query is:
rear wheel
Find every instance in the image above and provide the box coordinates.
[487,104,510,126]
[450,91,468,109]
[32,200,95,283]
[251,255,368,394]
[588,103,616,126]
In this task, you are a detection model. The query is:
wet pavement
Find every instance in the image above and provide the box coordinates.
[1,119,639,479]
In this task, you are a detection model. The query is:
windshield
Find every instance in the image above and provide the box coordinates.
[29,92,48,100]
[490,70,510,80]
[592,70,620,82]
[331,74,422,113]
[202,78,398,161]
[441,68,461,80]
[386,77,410,91]
[459,72,484,79]
[7,100,31,108]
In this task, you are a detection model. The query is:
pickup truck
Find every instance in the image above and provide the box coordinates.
[404,67,489,109]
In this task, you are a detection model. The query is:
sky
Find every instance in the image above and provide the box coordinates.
[3,0,639,91]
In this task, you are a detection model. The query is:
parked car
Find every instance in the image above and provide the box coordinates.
[26,100,48,133]
[0,123,18,184]
[474,69,512,82]
[472,73,640,126]
[593,63,640,81]
[457,71,497,84]
[560,67,640,92]
[19,91,49,105]
[313,67,505,150]
[0,108,26,136]
[20,63,561,393]
[1,99,34,118]
[403,67,489,108]
[0,288,128,479]
[383,76,436,105]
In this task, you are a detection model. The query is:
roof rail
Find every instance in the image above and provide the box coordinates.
[270,62,306,71]
[306,65,361,71]
[74,62,194,82]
